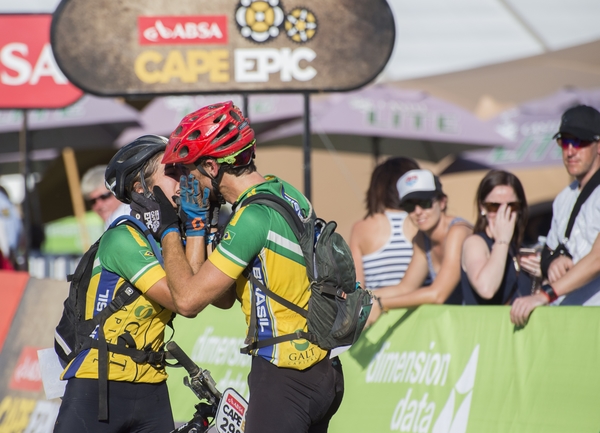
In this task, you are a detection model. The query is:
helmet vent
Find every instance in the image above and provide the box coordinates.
[213,123,235,141]
[174,126,183,136]
[215,133,240,151]
[179,146,189,158]
[229,110,242,122]
[189,116,199,121]
[188,130,201,140]
[214,114,226,123]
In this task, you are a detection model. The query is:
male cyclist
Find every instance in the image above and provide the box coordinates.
[146,101,344,433]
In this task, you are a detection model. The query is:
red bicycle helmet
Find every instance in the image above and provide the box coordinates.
[163,101,255,165]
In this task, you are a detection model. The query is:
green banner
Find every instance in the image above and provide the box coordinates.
[168,305,600,432]
[168,306,250,423]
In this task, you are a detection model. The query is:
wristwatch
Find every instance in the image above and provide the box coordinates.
[540,284,558,303]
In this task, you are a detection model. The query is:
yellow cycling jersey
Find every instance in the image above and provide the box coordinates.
[209,176,328,370]
[61,223,172,383]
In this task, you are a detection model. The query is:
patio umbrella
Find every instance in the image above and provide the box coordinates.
[115,94,304,147]
[257,84,512,163]
[439,87,600,242]
[0,95,141,174]
[443,87,600,173]
[0,96,141,254]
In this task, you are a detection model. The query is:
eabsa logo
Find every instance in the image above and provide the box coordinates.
[138,16,228,45]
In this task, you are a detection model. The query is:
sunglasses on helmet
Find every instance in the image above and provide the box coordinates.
[216,141,256,167]
[401,198,435,213]
[555,134,597,149]
[482,202,521,213]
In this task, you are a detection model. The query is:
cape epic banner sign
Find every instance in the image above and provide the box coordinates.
[50,0,395,96]
[0,15,82,109]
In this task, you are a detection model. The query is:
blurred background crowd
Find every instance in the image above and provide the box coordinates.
[1,0,600,291]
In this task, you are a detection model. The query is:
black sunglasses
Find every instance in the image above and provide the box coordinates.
[401,198,434,213]
[483,202,521,213]
[87,191,112,206]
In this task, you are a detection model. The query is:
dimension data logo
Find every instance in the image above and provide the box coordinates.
[367,342,480,432]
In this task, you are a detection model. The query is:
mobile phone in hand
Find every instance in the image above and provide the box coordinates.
[519,247,538,256]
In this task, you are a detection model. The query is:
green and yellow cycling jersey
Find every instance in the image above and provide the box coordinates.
[61,223,172,383]
[209,175,328,370]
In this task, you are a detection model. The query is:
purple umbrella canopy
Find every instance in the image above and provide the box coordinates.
[116,94,304,146]
[0,95,140,166]
[444,87,600,173]
[256,84,512,162]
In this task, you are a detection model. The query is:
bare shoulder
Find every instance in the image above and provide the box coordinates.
[462,233,488,254]
[352,213,388,234]
[446,218,473,244]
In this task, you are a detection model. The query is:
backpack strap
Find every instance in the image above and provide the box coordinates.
[109,215,164,265]
[540,168,600,278]
[237,193,317,354]
[564,168,600,240]
[91,215,165,420]
[240,268,311,354]
[242,194,305,238]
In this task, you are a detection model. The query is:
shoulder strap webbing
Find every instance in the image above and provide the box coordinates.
[93,215,165,420]
[109,215,164,265]
[237,193,314,355]
[241,193,305,238]
[565,168,600,239]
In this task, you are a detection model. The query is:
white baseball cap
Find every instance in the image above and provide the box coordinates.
[397,169,444,203]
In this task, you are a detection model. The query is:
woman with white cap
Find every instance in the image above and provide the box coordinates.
[367,169,472,326]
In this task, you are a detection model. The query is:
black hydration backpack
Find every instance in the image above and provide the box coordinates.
[54,215,170,420]
[238,193,373,354]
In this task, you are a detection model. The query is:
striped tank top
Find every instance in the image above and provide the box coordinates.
[362,211,413,290]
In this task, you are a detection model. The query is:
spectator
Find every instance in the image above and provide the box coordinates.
[81,165,129,229]
[349,157,420,290]
[0,186,23,270]
[367,169,472,326]
[511,105,600,326]
[461,170,535,305]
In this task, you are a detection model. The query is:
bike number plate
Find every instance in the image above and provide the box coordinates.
[216,388,248,433]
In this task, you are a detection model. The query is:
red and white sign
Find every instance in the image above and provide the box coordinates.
[0,15,83,109]
[216,388,248,433]
[138,16,228,45]
[9,346,43,392]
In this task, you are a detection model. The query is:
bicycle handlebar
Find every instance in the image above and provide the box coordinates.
[166,341,222,407]
[166,341,200,377]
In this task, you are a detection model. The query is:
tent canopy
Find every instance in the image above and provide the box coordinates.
[258,85,511,162]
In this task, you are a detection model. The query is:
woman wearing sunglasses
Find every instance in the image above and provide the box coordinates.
[367,169,472,326]
[349,157,420,291]
[460,170,536,305]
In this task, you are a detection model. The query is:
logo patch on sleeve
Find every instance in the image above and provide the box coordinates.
[140,250,155,260]
[222,230,236,244]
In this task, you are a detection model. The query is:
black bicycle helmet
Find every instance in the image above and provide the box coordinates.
[105,135,168,204]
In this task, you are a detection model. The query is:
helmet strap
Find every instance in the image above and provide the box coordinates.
[139,165,154,200]
[196,160,226,205]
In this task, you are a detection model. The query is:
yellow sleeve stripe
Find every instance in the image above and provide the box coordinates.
[134,264,166,293]
[209,249,245,279]
[126,225,148,247]
[229,205,247,227]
